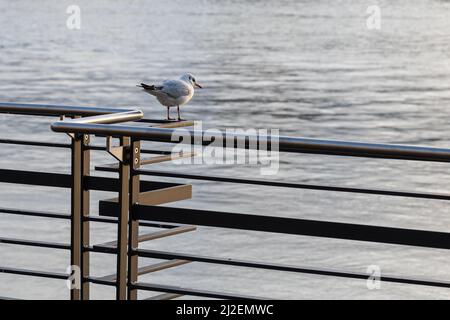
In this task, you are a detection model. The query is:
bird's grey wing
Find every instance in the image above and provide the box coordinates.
[160,80,190,99]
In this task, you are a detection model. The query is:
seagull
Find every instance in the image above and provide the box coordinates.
[138,73,202,121]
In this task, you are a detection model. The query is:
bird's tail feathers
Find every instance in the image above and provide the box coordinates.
[137,83,156,91]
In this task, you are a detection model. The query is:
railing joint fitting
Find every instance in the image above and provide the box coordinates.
[106,136,126,163]
[83,134,90,146]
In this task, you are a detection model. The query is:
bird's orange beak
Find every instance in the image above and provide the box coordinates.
[195,83,203,89]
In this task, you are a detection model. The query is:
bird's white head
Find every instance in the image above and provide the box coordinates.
[180,73,202,89]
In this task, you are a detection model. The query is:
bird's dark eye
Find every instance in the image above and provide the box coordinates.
[193,78,196,82]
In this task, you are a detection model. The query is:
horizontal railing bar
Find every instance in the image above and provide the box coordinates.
[51,123,450,162]
[96,154,194,169]
[140,149,172,155]
[87,276,116,287]
[145,293,183,300]
[0,139,169,155]
[131,282,265,300]
[0,102,139,117]
[63,110,143,125]
[87,276,264,299]
[93,167,450,201]
[137,249,450,289]
[0,139,71,149]
[0,266,68,280]
[89,145,171,155]
[0,237,70,250]
[92,241,123,251]
[0,207,70,220]
[0,207,177,228]
[128,205,450,249]
[0,168,184,192]
[88,244,116,254]
[0,169,71,188]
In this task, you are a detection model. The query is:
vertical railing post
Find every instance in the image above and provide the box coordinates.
[70,133,91,300]
[127,138,140,300]
[116,136,130,300]
[70,135,82,300]
[81,134,90,299]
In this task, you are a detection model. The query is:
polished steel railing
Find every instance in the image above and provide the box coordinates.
[1,102,450,300]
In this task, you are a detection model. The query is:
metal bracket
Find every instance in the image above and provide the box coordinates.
[106,136,124,162]
[60,115,75,139]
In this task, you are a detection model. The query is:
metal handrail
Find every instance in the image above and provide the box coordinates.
[0,102,140,117]
[3,102,450,163]
[62,110,143,125]
[2,102,448,163]
[51,120,450,162]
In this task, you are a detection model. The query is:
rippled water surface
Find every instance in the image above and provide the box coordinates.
[1,0,450,299]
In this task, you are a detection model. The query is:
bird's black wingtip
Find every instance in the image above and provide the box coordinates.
[139,83,155,91]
